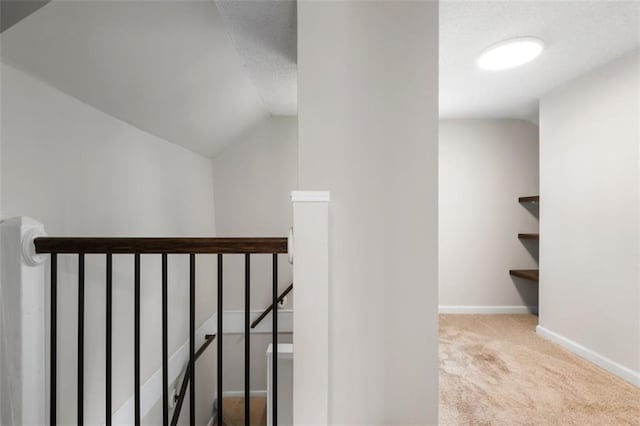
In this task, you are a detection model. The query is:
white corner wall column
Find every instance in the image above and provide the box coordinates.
[291,190,329,425]
[0,216,48,426]
[298,1,439,422]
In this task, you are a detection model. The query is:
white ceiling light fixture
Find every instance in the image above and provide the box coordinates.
[477,36,544,70]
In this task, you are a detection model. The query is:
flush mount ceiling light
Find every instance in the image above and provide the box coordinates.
[477,37,544,70]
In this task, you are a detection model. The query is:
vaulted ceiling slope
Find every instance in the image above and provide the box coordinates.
[3,0,638,145]
[0,0,270,157]
[1,0,51,33]
[440,1,640,121]
[215,0,297,116]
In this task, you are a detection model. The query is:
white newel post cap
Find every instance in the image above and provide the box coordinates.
[21,224,48,266]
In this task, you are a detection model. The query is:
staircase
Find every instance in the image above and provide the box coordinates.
[213,397,268,426]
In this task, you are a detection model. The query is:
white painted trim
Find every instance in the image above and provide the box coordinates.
[536,325,640,387]
[21,226,48,266]
[267,344,294,426]
[111,310,293,424]
[267,343,294,360]
[439,305,538,314]
[292,192,329,425]
[0,217,47,426]
[291,191,330,203]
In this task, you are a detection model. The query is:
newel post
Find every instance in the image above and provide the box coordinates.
[291,191,330,425]
[0,217,48,425]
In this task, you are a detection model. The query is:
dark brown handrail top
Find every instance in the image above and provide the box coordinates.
[34,237,288,254]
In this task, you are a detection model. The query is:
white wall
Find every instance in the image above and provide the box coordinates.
[439,119,539,312]
[539,51,639,384]
[298,1,439,423]
[211,116,297,392]
[0,63,218,424]
[0,56,3,426]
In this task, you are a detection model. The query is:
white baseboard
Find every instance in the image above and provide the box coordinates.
[112,310,292,424]
[439,305,538,314]
[536,325,640,387]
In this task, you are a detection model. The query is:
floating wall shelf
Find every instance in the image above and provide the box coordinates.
[518,233,539,240]
[509,269,539,282]
[512,195,540,286]
[518,195,540,203]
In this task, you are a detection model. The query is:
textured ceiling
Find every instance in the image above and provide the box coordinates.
[0,0,269,157]
[215,0,297,116]
[440,1,640,121]
[2,0,638,154]
[223,0,640,121]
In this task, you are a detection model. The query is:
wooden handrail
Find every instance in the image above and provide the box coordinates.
[42,234,287,425]
[171,334,216,426]
[251,283,294,329]
[34,237,288,254]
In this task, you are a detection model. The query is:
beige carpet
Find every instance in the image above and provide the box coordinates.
[440,315,640,425]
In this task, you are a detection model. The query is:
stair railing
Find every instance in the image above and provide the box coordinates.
[172,281,293,425]
[34,236,288,426]
[171,333,216,426]
[251,283,294,329]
